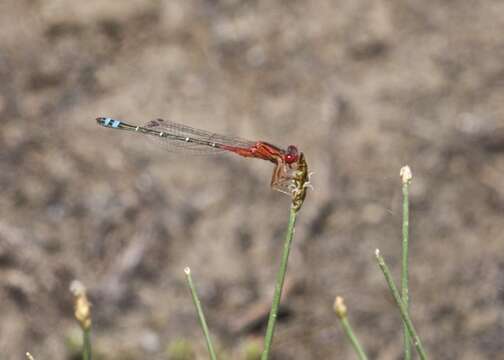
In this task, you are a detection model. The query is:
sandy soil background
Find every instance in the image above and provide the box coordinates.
[1,0,504,359]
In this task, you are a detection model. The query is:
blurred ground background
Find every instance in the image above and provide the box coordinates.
[1,0,504,359]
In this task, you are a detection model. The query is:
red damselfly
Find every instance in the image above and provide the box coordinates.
[96,117,309,208]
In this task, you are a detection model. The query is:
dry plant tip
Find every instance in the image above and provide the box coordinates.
[70,280,92,330]
[26,352,35,360]
[290,153,310,211]
[400,166,413,185]
[333,296,347,318]
[184,267,191,275]
[375,249,380,257]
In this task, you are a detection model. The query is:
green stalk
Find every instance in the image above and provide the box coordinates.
[184,267,217,360]
[334,297,368,360]
[375,250,428,360]
[83,328,92,360]
[261,206,298,360]
[339,317,368,360]
[400,166,412,360]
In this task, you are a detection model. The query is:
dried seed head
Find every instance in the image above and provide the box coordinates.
[400,165,413,185]
[333,296,347,318]
[70,280,92,330]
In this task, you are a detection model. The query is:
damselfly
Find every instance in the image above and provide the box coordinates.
[96,117,309,207]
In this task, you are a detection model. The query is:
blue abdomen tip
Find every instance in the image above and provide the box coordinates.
[97,117,121,128]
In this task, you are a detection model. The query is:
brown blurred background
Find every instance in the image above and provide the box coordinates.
[1,1,503,359]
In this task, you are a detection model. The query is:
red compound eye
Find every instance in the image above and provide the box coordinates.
[284,145,299,164]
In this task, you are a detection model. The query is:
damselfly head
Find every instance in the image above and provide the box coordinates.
[284,145,299,165]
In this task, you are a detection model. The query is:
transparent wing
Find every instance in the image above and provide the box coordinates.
[141,118,256,155]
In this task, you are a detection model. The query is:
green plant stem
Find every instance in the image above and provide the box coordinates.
[184,267,217,360]
[401,180,411,360]
[83,328,92,360]
[261,206,298,360]
[339,317,368,360]
[334,298,368,360]
[375,250,428,360]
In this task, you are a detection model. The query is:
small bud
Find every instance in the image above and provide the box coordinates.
[26,352,35,360]
[333,296,347,319]
[70,280,92,330]
[400,166,412,185]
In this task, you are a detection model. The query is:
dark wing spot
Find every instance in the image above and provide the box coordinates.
[147,120,160,127]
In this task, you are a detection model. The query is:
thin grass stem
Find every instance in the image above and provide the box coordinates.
[400,166,412,360]
[184,267,218,360]
[261,206,298,360]
[375,249,428,360]
[334,297,368,360]
[83,328,92,360]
